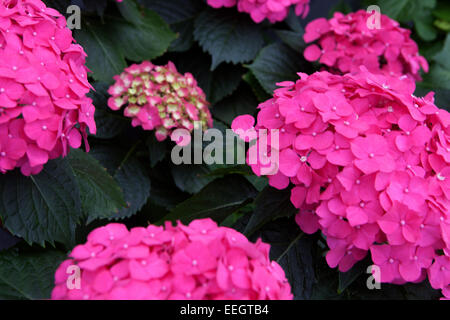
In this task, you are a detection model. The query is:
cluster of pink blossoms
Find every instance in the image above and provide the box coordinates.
[107,61,213,143]
[232,68,450,298]
[0,0,96,175]
[207,0,310,23]
[51,219,293,300]
[303,10,429,81]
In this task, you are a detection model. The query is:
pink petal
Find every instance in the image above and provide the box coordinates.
[346,207,368,226]
[279,149,300,177]
[26,144,49,167]
[290,186,306,208]
[93,269,114,293]
[295,210,319,234]
[304,45,322,61]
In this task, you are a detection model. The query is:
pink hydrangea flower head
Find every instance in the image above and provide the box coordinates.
[0,0,96,175]
[51,219,293,300]
[207,0,310,23]
[231,67,450,297]
[303,10,429,81]
[207,0,237,8]
[107,61,213,143]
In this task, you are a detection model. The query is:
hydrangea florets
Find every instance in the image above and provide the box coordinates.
[0,0,96,175]
[231,68,450,298]
[303,10,428,80]
[207,0,310,24]
[51,218,293,300]
[107,61,213,143]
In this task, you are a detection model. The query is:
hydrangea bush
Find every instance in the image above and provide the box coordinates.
[303,10,429,80]
[231,68,450,297]
[207,0,310,23]
[0,0,450,302]
[0,0,95,175]
[52,219,292,300]
[107,61,213,143]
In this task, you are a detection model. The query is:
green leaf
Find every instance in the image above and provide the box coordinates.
[310,254,342,299]
[410,33,450,91]
[44,0,71,14]
[275,29,306,52]
[242,71,272,102]
[210,64,245,104]
[247,43,305,94]
[171,164,214,194]
[73,2,175,82]
[285,7,304,33]
[171,48,213,98]
[402,281,443,299]
[113,1,176,62]
[74,21,127,84]
[138,0,202,24]
[434,19,450,32]
[83,0,108,16]
[114,157,151,219]
[149,163,190,210]
[194,9,264,70]
[67,149,126,223]
[0,249,66,300]
[90,145,151,220]
[244,187,297,237]
[89,82,128,139]
[161,175,257,224]
[413,12,437,42]
[433,89,450,110]
[421,64,450,90]
[0,228,20,252]
[376,0,436,21]
[260,219,315,300]
[0,159,82,247]
[433,33,450,69]
[338,259,369,294]
[147,135,167,168]
[206,164,253,178]
[328,0,352,17]
[171,47,246,103]
[138,0,201,53]
[415,85,450,111]
[245,175,268,192]
[169,19,195,52]
[433,1,450,21]
[212,85,259,125]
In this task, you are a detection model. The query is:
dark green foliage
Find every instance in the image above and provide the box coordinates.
[2,0,447,300]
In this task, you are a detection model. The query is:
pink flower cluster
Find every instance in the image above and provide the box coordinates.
[0,0,96,175]
[107,61,213,143]
[51,218,293,300]
[207,0,310,23]
[231,68,450,298]
[303,10,429,80]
